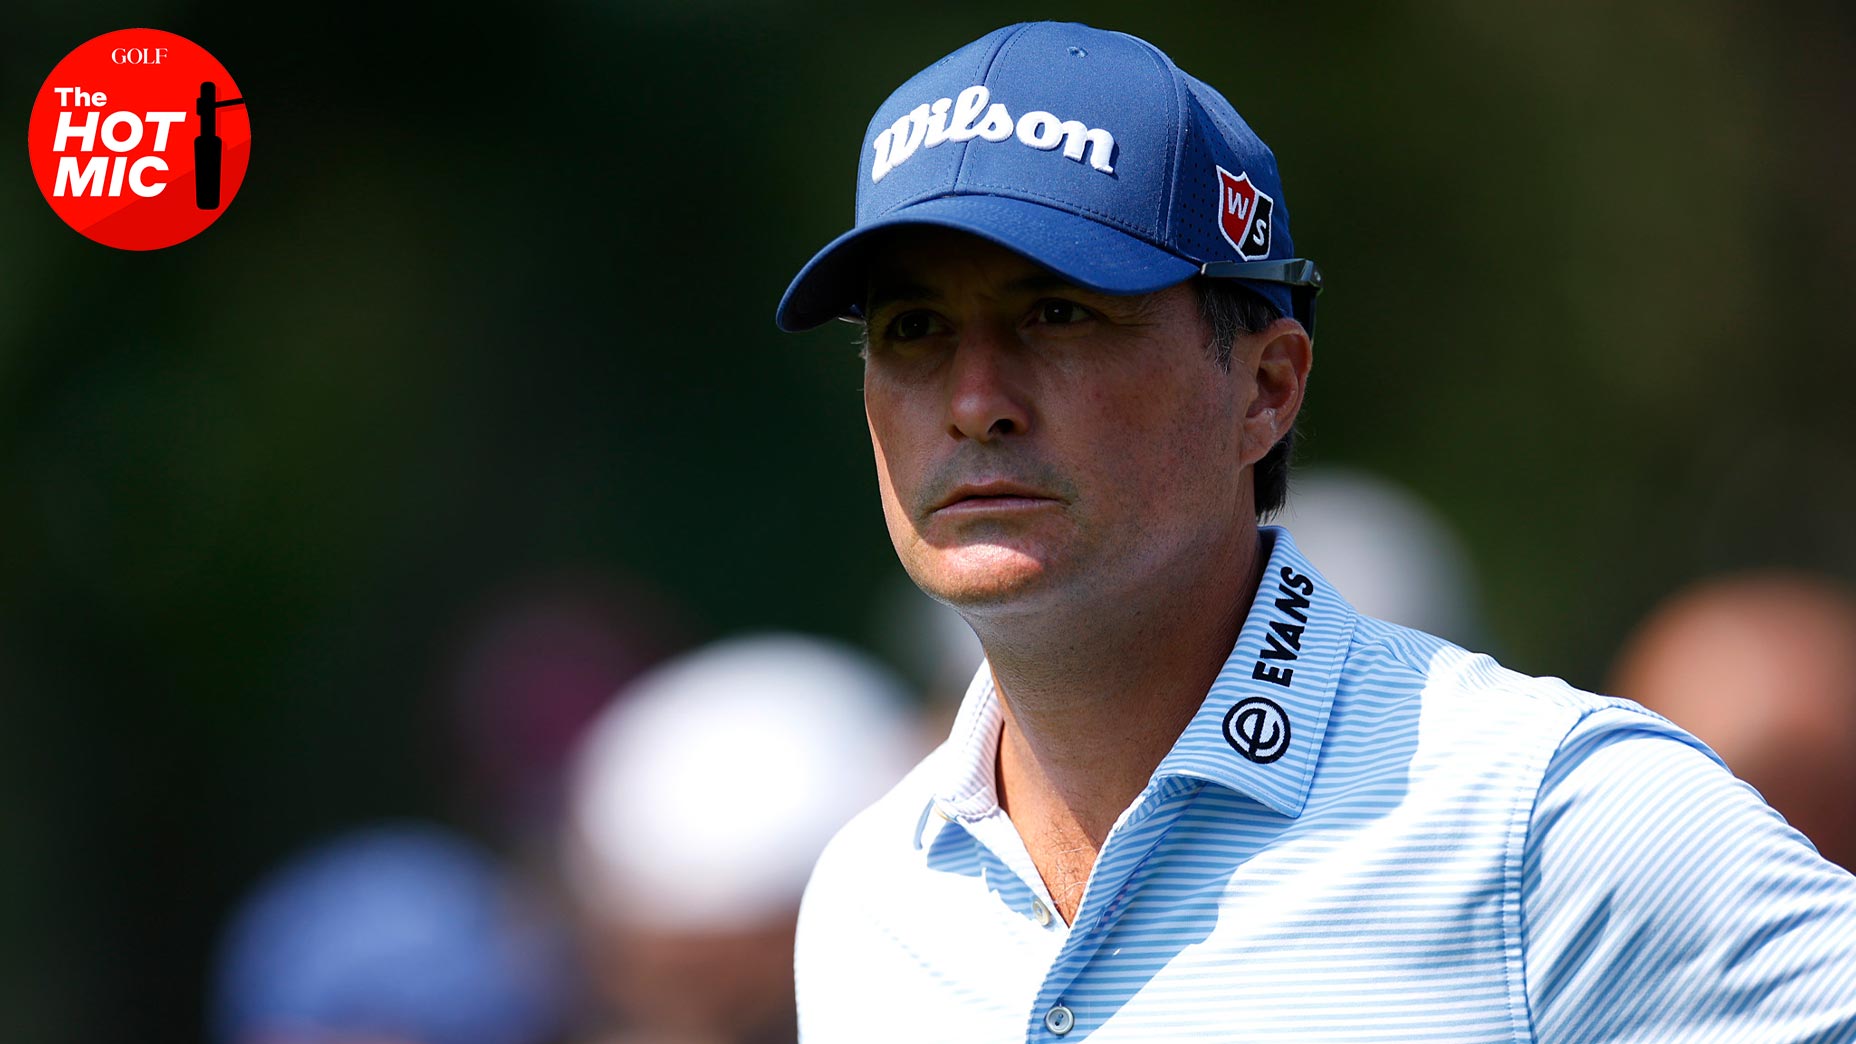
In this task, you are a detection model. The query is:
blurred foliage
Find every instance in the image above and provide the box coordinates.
[2,1,1853,1040]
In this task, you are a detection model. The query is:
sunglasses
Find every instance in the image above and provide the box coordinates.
[1199,259,1324,337]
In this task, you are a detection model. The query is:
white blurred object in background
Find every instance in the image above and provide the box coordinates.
[563,633,921,1043]
[567,633,920,929]
[1274,468,1481,644]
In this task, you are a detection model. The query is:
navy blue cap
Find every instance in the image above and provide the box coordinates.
[777,22,1308,331]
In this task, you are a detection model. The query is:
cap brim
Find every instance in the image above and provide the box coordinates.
[775,194,1199,332]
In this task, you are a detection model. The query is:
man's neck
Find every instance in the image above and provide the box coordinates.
[970,527,1267,922]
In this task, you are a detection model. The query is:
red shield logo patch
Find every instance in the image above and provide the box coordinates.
[1216,166,1275,260]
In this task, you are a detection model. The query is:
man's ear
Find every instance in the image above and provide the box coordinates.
[1238,317,1313,468]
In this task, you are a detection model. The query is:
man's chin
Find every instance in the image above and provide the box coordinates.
[903,543,1061,610]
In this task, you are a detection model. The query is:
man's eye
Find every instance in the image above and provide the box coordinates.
[884,310,938,341]
[1035,300,1090,325]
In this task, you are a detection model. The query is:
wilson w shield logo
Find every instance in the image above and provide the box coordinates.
[1216,165,1274,260]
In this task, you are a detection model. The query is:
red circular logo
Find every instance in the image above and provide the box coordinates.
[27,29,251,251]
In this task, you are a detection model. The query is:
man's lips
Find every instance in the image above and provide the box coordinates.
[929,481,1064,514]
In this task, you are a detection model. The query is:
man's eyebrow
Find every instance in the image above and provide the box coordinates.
[864,279,939,316]
[1003,272,1090,297]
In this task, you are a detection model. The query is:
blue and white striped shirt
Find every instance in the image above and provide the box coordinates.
[796,528,1856,1042]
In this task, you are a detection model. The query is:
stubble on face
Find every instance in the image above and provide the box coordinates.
[870,433,1082,610]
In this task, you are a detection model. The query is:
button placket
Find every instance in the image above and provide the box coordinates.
[1026,783,1196,1041]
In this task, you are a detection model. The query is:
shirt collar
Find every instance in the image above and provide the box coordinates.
[928,526,1355,823]
[1154,526,1354,818]
[932,662,1008,822]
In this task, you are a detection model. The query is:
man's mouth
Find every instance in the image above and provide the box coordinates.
[931,481,1063,514]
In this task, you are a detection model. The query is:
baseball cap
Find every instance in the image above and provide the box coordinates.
[776,21,1322,333]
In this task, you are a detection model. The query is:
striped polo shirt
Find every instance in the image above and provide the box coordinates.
[796,527,1856,1042]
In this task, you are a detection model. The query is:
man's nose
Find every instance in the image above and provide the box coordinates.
[946,326,1032,442]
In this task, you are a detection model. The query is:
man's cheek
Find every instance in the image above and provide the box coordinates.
[869,436,904,507]
[869,453,921,546]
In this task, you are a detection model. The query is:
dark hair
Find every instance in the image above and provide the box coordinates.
[1194,277,1296,518]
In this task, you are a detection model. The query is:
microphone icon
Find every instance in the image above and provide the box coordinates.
[194,80,245,210]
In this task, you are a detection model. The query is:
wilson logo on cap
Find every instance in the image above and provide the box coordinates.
[871,83,1116,183]
[1216,166,1274,260]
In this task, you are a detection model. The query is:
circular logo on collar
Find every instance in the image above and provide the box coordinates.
[1223,696,1290,764]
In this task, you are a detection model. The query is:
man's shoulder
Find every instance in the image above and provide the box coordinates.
[1339,613,1699,756]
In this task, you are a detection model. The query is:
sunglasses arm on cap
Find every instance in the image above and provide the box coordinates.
[1199,258,1324,337]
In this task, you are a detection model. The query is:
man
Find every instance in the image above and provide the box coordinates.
[774,21,1856,1043]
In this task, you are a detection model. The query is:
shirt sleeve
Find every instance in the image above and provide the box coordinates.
[1522,709,1856,1043]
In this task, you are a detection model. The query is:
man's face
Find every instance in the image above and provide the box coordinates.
[861,228,1265,619]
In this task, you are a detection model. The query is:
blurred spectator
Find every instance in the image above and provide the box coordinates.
[563,634,920,1044]
[1609,572,1856,871]
[212,824,566,1044]
[1273,468,1483,645]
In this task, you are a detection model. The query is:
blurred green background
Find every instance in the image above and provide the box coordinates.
[3,1,1853,1039]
